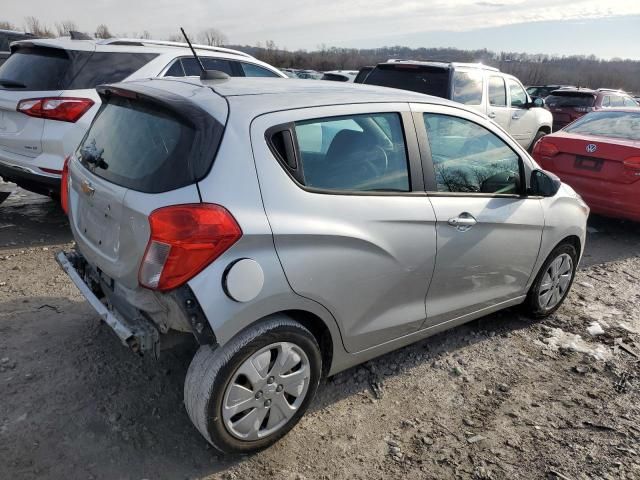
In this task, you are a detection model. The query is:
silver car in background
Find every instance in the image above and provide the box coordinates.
[56,77,589,454]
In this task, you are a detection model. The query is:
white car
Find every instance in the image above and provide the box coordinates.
[363,61,553,151]
[0,36,285,196]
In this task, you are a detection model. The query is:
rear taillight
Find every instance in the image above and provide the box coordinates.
[60,156,70,215]
[17,97,94,123]
[623,157,640,183]
[533,139,559,157]
[139,204,242,291]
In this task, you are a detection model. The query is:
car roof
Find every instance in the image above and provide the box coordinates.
[110,76,477,118]
[379,60,500,72]
[9,36,255,59]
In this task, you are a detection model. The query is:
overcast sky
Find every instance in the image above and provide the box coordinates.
[3,0,640,59]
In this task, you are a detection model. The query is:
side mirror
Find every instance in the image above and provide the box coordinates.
[529,169,561,197]
[529,96,545,108]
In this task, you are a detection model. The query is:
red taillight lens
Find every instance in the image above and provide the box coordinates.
[533,140,560,157]
[60,156,70,215]
[139,204,242,291]
[17,97,94,123]
[623,156,640,183]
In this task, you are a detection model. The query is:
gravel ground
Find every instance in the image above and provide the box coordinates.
[1,185,639,480]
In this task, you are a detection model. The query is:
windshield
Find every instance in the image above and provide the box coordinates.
[0,47,70,90]
[546,93,595,108]
[564,111,640,141]
[364,64,450,98]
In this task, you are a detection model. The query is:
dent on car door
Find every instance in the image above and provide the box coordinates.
[507,78,535,147]
[250,104,437,353]
[411,104,544,325]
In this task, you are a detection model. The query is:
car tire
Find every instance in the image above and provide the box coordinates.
[523,242,578,318]
[528,129,547,153]
[184,316,322,454]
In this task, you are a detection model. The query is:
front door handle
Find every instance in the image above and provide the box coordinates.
[488,112,496,119]
[512,113,521,120]
[448,213,477,232]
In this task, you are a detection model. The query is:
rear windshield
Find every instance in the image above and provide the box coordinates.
[0,46,157,91]
[78,95,198,192]
[0,47,71,90]
[564,111,640,141]
[364,64,450,98]
[546,93,595,108]
[322,73,349,82]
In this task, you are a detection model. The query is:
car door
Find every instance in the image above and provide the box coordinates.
[411,103,544,326]
[487,75,510,131]
[250,103,437,353]
[506,77,537,147]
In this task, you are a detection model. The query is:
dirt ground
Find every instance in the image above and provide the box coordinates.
[1,184,639,480]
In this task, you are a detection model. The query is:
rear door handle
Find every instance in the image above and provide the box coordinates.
[448,213,477,231]
[488,112,496,119]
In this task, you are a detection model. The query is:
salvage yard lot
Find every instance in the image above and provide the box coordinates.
[1,186,640,480]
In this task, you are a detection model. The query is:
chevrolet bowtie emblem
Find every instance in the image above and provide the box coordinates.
[80,180,95,196]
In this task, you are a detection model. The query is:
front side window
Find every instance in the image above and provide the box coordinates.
[508,79,527,107]
[285,113,410,192]
[452,71,483,105]
[624,97,639,107]
[240,62,280,77]
[424,113,521,194]
[608,95,625,107]
[488,76,507,107]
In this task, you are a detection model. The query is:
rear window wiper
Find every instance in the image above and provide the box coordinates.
[0,78,26,88]
[80,140,108,170]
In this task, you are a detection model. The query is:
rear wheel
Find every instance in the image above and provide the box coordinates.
[523,243,577,318]
[184,316,322,454]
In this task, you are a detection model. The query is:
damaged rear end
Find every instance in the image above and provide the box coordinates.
[57,79,231,356]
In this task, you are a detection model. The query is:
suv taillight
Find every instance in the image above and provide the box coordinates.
[623,157,640,183]
[60,156,70,215]
[139,204,242,291]
[17,97,94,123]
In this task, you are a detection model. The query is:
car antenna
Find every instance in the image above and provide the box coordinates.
[180,27,229,81]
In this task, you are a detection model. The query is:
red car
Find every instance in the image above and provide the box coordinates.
[545,88,639,131]
[532,109,640,222]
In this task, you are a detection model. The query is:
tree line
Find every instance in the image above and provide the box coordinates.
[1,17,638,93]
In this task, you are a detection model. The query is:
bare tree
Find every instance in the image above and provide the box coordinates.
[24,16,54,37]
[94,24,112,39]
[0,20,17,31]
[198,28,227,46]
[166,33,183,42]
[139,30,151,39]
[55,20,78,37]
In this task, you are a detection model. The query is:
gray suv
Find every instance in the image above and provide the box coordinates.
[57,77,589,453]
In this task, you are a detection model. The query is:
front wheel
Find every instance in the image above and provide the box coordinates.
[523,243,578,318]
[184,317,322,454]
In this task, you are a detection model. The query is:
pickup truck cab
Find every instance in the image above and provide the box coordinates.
[363,61,553,151]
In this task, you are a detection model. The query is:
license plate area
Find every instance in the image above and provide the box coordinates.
[574,155,604,172]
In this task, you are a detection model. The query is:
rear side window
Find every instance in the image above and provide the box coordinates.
[240,62,279,77]
[423,113,521,194]
[182,57,233,76]
[452,71,483,105]
[546,93,595,108]
[364,64,450,98]
[77,95,212,193]
[0,47,71,90]
[276,113,410,192]
[67,52,158,89]
[488,76,506,107]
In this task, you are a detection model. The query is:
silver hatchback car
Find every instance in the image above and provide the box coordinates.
[57,77,589,453]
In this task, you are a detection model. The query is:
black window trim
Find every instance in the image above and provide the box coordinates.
[414,111,529,198]
[264,110,425,197]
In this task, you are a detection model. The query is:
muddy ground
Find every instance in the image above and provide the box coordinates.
[1,184,639,480]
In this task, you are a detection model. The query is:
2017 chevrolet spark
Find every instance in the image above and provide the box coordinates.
[56,76,589,454]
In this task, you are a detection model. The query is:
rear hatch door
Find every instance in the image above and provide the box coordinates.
[545,91,595,128]
[0,44,92,158]
[68,82,226,289]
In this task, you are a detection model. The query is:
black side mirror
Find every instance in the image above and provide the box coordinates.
[529,169,561,197]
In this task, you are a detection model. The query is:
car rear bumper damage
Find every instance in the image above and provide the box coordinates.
[56,250,216,357]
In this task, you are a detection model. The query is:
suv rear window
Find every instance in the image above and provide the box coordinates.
[364,64,450,98]
[77,93,223,193]
[0,47,157,91]
[0,47,71,90]
[546,93,595,108]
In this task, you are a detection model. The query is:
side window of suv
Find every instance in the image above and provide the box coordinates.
[624,96,639,107]
[452,71,483,105]
[424,113,521,194]
[274,113,411,192]
[609,95,625,107]
[507,79,527,107]
[181,57,233,76]
[240,62,280,77]
[488,76,507,107]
